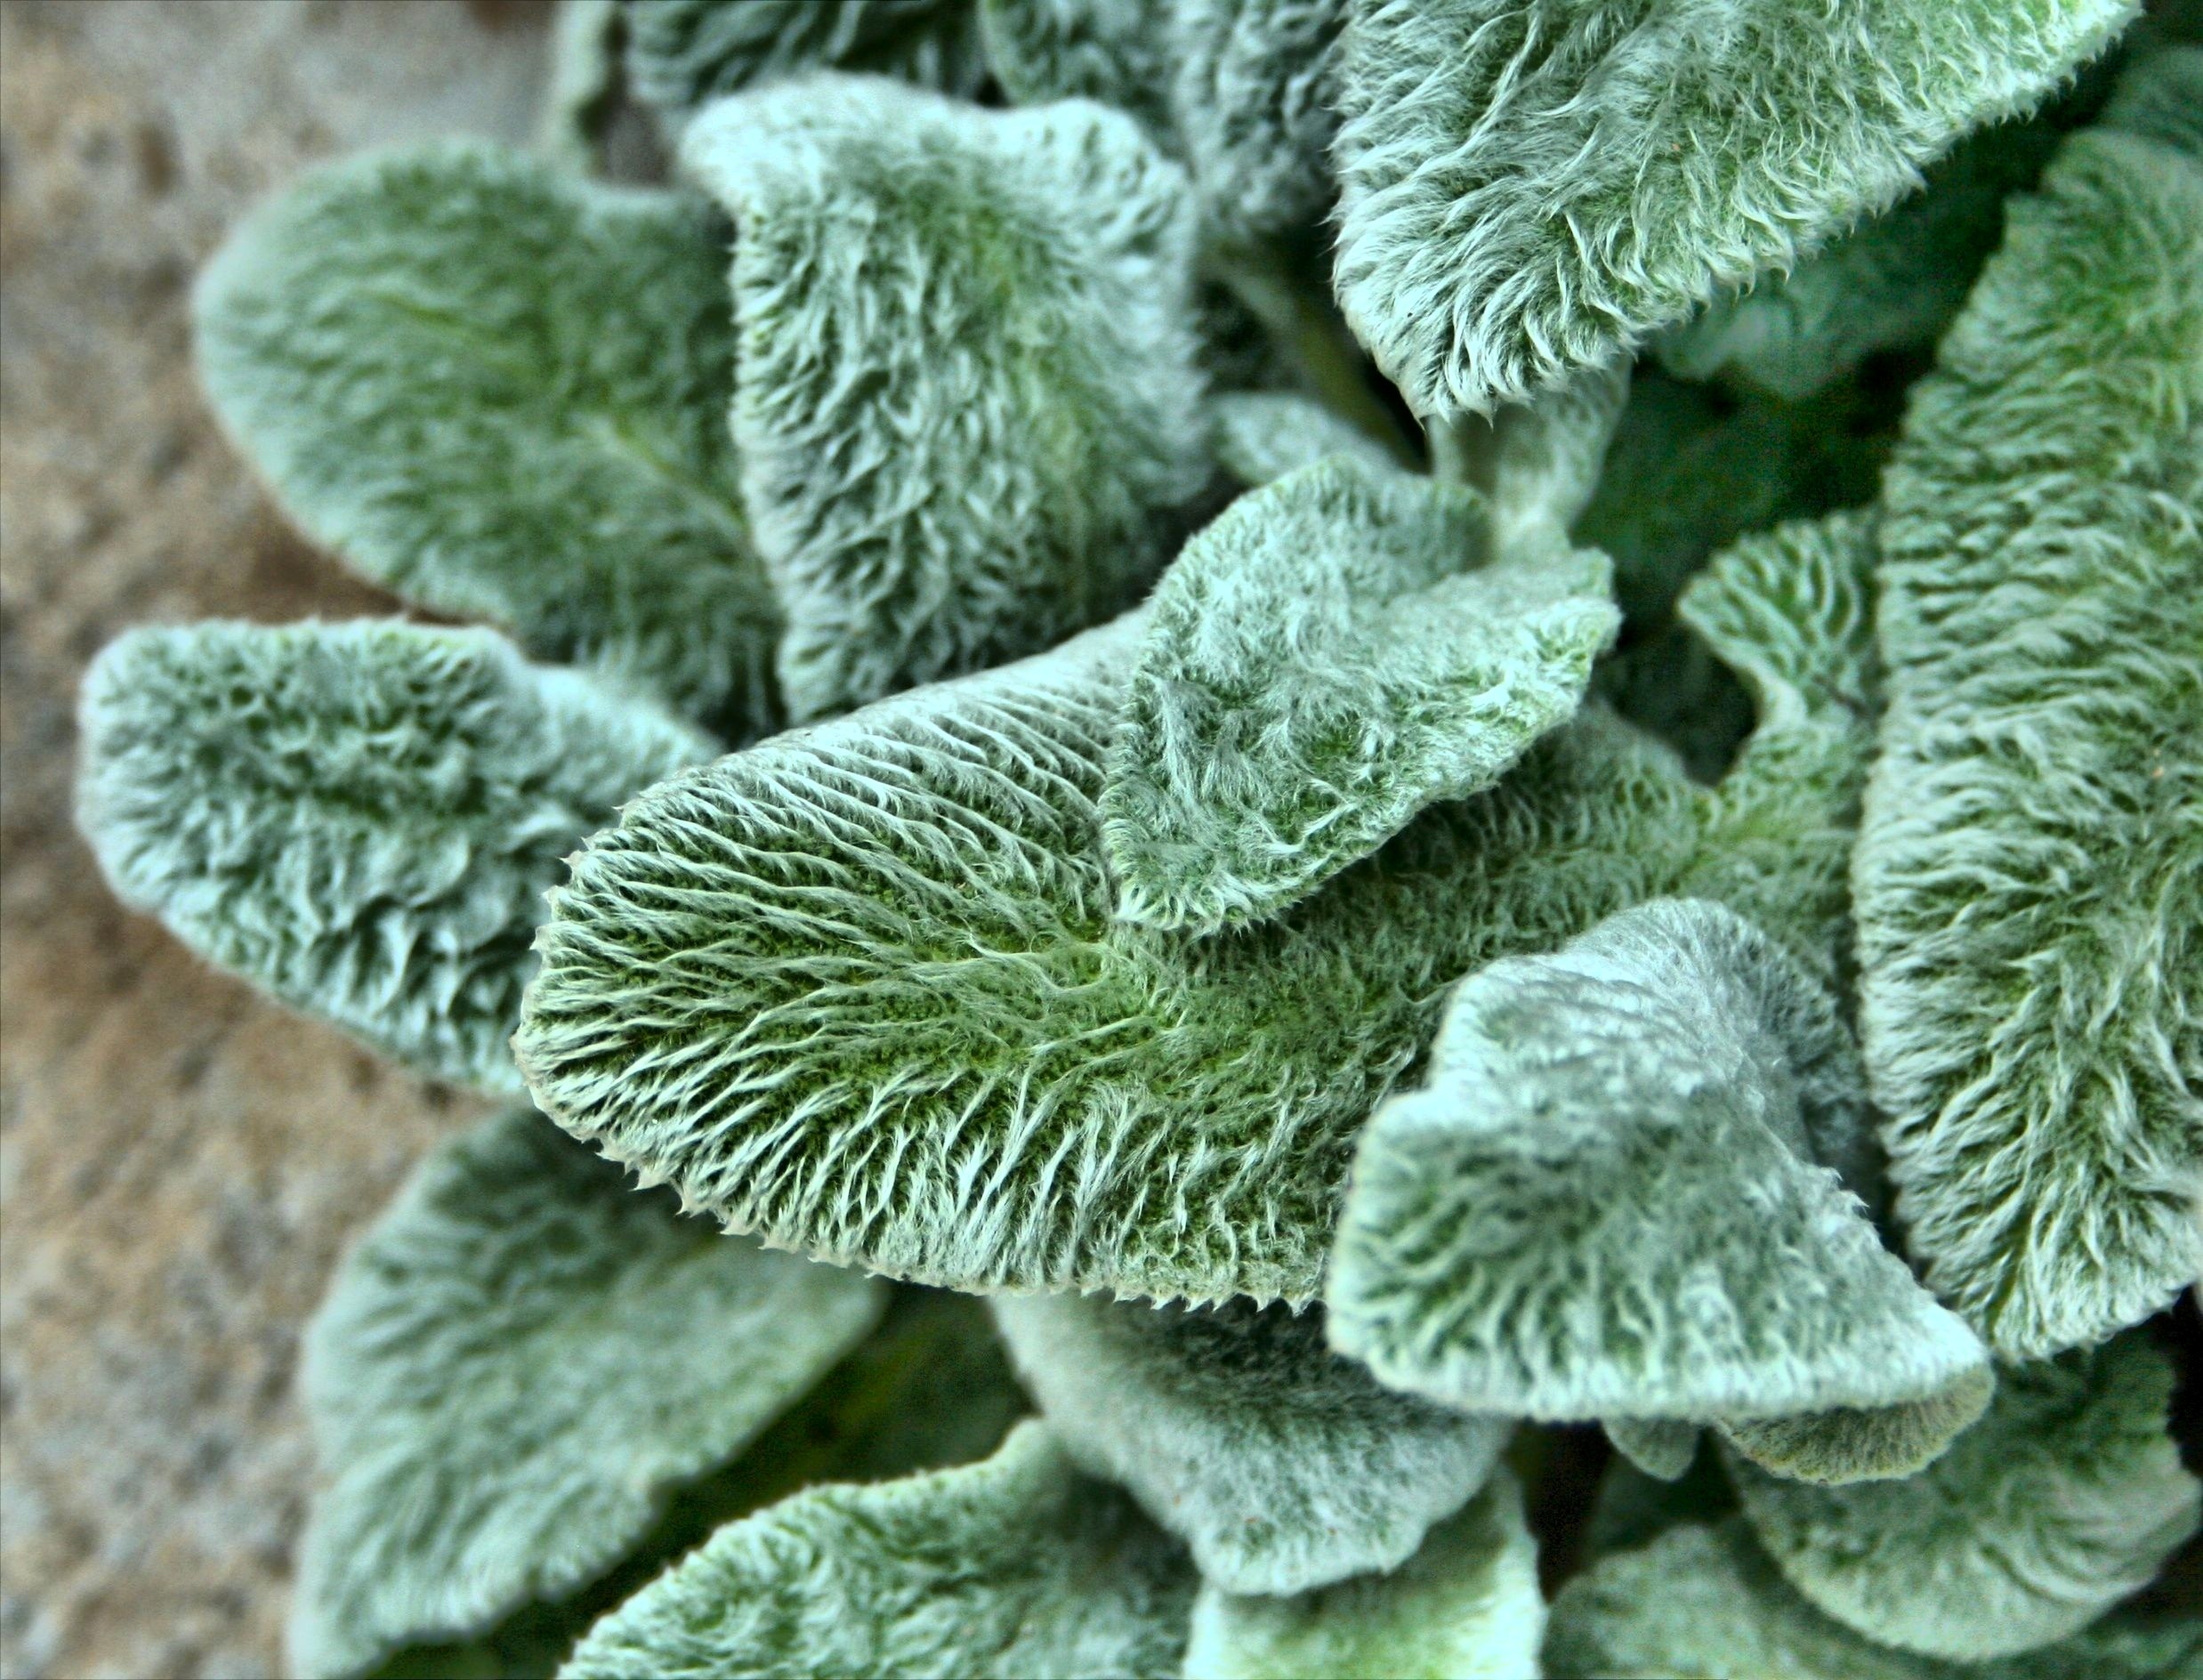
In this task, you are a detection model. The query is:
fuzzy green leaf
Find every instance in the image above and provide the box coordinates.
[1182,1470,1545,1680]
[1485,361,1631,546]
[1855,94,2203,1357]
[682,76,1209,721]
[1102,457,1618,931]
[979,0,1182,137]
[1582,1441,1735,1563]
[558,1421,1194,1680]
[77,621,709,1095]
[1545,1517,2203,1680]
[289,1108,885,1679]
[992,1294,1507,1595]
[1331,0,2135,416]
[1714,1381,1998,1488]
[2098,41,2203,153]
[1170,0,1349,243]
[624,0,989,118]
[517,611,1713,1303]
[1658,115,2065,401]
[1602,1418,1702,1483]
[1210,391,1400,488]
[194,143,779,729]
[1327,898,1989,1426]
[1728,1334,2202,1661]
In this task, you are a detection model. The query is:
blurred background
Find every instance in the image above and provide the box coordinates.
[2,5,558,1674]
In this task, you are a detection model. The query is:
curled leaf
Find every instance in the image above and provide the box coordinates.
[1102,456,1618,931]
[517,612,1707,1303]
[77,620,709,1094]
[1331,0,2134,416]
[558,1421,1194,1680]
[289,1108,885,1679]
[992,1293,1507,1595]
[1327,899,1989,1426]
[1545,1517,2203,1680]
[623,0,989,118]
[194,142,779,729]
[1856,92,2203,1356]
[1715,1378,1995,1488]
[1728,1334,2202,1660]
[1182,1470,1545,1680]
[683,76,1209,720]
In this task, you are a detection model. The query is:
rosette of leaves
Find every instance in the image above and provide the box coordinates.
[69,7,2203,1678]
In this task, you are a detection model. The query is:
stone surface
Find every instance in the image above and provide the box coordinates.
[0,5,551,1675]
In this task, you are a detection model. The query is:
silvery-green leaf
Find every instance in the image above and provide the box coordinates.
[1182,1470,1544,1680]
[2098,41,2203,154]
[77,620,710,1095]
[1855,89,2203,1358]
[992,1294,1507,1595]
[359,1286,1027,1680]
[289,1108,886,1679]
[979,0,1181,138]
[1658,115,2066,401]
[682,76,1209,720]
[1211,391,1401,488]
[1485,361,1631,546]
[1101,457,1618,931]
[194,143,779,730]
[1603,1418,1701,1483]
[558,1421,1194,1680]
[1728,1334,2202,1661]
[1331,0,2135,416]
[1714,1380,1997,1488]
[1170,0,1349,243]
[1326,899,1990,1427]
[516,609,1708,1304]
[624,0,988,118]
[1545,1518,2203,1680]
[540,0,623,174]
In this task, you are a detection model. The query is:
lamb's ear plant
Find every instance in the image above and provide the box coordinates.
[72,7,2202,1677]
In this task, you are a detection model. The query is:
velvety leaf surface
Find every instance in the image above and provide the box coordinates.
[1544,1518,2203,1680]
[1855,95,2203,1357]
[517,613,1711,1304]
[1603,1418,1702,1482]
[1715,1381,1997,1488]
[77,620,710,1095]
[1210,391,1400,488]
[1485,361,1631,546]
[1728,1334,2203,1660]
[1170,0,1349,243]
[1102,457,1618,931]
[991,1294,1507,1595]
[682,76,1209,720]
[624,0,988,117]
[194,142,779,729]
[1181,1470,1544,1680]
[557,1422,1195,1680]
[1326,898,1989,1425]
[1331,0,2135,416]
[979,0,1182,138]
[1659,115,2065,400]
[289,1108,886,1679]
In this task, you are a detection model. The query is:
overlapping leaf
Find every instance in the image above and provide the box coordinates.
[1170,0,1349,243]
[1728,1334,2202,1660]
[1210,391,1400,488]
[1855,82,2203,1357]
[1182,1471,1544,1680]
[993,1294,1506,1594]
[1326,899,1989,1430]
[77,620,709,1094]
[518,495,1893,1303]
[194,143,779,729]
[624,0,988,119]
[1544,1518,2203,1680]
[288,1108,885,1679]
[1602,1418,1702,1483]
[683,76,1209,720]
[1331,0,2135,416]
[979,0,1182,138]
[1102,457,1618,931]
[558,1422,1194,1680]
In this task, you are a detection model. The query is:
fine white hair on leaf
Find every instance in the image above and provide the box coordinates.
[624,0,989,121]
[992,1292,1509,1595]
[287,1107,885,1680]
[1330,0,2137,417]
[682,74,1212,721]
[76,619,712,1096]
